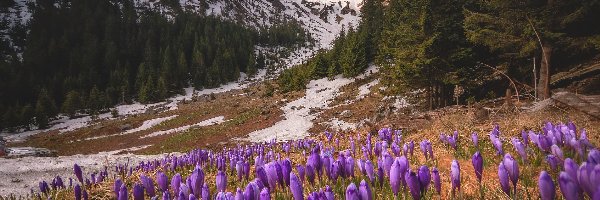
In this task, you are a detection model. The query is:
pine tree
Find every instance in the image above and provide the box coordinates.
[62,90,81,118]
[34,89,57,129]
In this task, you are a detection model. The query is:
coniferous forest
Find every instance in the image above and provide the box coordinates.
[281,0,600,108]
[0,0,307,130]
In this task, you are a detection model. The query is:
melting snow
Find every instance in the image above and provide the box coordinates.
[0,148,169,196]
[141,116,226,138]
[357,78,379,100]
[326,118,357,131]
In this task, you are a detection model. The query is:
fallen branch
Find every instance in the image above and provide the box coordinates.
[478,62,520,103]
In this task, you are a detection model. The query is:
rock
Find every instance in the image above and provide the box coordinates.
[119,124,132,131]
[0,136,6,157]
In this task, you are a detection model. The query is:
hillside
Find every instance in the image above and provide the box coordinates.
[1,0,600,199]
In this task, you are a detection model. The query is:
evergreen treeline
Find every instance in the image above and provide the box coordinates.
[0,0,306,130]
[281,0,600,109]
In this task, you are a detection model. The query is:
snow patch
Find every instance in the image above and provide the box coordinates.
[357,79,379,99]
[141,116,226,138]
[0,150,168,196]
[124,115,179,134]
[326,118,357,131]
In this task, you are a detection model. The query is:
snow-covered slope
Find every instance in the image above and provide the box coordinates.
[133,0,362,49]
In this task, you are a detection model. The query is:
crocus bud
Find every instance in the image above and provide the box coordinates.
[471,132,478,147]
[559,171,580,200]
[432,167,441,195]
[172,173,182,196]
[324,185,334,200]
[202,183,210,200]
[259,188,270,200]
[472,152,483,183]
[389,159,401,196]
[405,170,421,200]
[451,160,460,193]
[289,172,303,200]
[216,170,227,192]
[418,165,431,193]
[118,184,128,200]
[114,179,123,197]
[234,188,244,200]
[157,171,168,192]
[503,154,519,187]
[133,183,144,200]
[74,164,83,183]
[74,185,82,200]
[538,171,555,200]
[498,163,510,196]
[345,183,359,200]
[358,179,372,200]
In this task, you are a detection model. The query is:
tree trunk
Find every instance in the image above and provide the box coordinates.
[538,44,552,99]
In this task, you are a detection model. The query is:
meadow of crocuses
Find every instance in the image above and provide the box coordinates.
[25,122,600,199]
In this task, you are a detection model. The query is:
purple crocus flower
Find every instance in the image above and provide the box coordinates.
[234,188,244,200]
[511,138,527,162]
[383,153,393,174]
[306,164,315,185]
[551,144,564,160]
[364,160,375,184]
[256,166,269,190]
[490,133,504,155]
[588,150,600,164]
[244,182,258,200]
[114,178,123,197]
[472,152,483,183]
[83,189,89,200]
[163,192,171,200]
[577,162,599,197]
[559,171,580,200]
[74,164,83,183]
[546,155,559,171]
[345,183,359,200]
[418,165,431,193]
[521,130,529,145]
[358,180,372,200]
[289,172,303,200]
[190,194,198,200]
[432,167,441,195]
[259,188,270,200]
[172,173,182,196]
[133,183,144,200]
[296,165,305,182]
[188,165,206,197]
[141,175,156,197]
[389,159,402,196]
[502,154,519,188]
[282,159,292,186]
[405,170,421,200]
[451,160,461,193]
[202,183,210,200]
[472,132,479,147]
[74,185,82,200]
[118,184,128,200]
[498,162,511,196]
[216,170,227,192]
[324,185,334,200]
[377,165,384,187]
[538,171,555,200]
[157,171,168,192]
[563,158,579,183]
